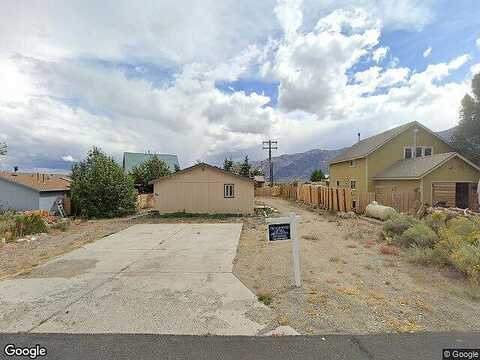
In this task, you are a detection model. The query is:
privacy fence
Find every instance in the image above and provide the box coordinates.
[255,183,419,214]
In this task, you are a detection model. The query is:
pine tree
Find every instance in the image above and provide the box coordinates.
[310,169,325,182]
[239,156,251,177]
[223,157,234,172]
[453,73,480,165]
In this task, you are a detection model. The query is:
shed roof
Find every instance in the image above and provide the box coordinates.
[149,163,254,185]
[123,152,179,173]
[0,172,71,192]
[373,152,480,180]
[330,121,454,165]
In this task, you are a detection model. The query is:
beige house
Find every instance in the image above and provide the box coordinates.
[149,163,254,214]
[329,121,480,209]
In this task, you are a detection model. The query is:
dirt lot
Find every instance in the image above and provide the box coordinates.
[234,197,480,335]
[2,200,479,335]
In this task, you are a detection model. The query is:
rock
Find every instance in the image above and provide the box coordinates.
[262,326,300,336]
[337,212,356,219]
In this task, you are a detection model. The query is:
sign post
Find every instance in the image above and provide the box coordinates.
[266,213,301,287]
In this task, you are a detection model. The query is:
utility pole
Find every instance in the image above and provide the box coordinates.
[262,140,278,187]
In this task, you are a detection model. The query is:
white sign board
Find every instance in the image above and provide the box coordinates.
[266,213,301,287]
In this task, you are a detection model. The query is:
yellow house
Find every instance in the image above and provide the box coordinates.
[149,163,254,214]
[329,121,480,209]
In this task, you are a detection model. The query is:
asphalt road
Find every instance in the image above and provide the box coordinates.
[0,332,479,360]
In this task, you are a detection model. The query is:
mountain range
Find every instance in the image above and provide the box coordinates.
[252,126,457,182]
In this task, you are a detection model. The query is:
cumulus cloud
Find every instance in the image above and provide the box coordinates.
[61,155,75,162]
[423,46,432,58]
[372,47,389,63]
[0,0,474,171]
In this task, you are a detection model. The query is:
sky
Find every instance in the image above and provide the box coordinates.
[0,0,479,172]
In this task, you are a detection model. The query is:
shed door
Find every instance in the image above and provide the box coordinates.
[432,182,455,207]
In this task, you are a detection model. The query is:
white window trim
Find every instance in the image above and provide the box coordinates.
[224,184,234,198]
[404,147,413,159]
[415,146,424,158]
[423,146,433,156]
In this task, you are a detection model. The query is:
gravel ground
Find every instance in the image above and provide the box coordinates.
[233,197,480,335]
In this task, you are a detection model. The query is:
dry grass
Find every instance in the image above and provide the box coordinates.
[308,293,328,305]
[302,234,320,241]
[277,315,290,326]
[329,256,340,263]
[337,287,361,296]
[387,317,426,333]
[379,244,400,255]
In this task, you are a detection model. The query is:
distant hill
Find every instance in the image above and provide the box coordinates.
[252,127,457,182]
[437,126,457,142]
[251,148,345,182]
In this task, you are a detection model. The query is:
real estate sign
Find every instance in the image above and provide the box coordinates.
[268,223,291,241]
[266,213,301,287]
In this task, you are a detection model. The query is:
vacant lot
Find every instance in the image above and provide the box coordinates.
[2,201,479,335]
[234,197,480,335]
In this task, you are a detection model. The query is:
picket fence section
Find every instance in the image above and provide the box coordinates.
[257,183,418,214]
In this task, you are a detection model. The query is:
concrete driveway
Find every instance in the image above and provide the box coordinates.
[0,224,273,335]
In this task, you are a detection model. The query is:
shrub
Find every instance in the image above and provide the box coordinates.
[257,290,273,306]
[396,223,439,248]
[449,243,480,285]
[406,246,447,266]
[0,212,48,242]
[424,212,447,234]
[70,147,137,218]
[383,213,420,237]
[129,155,172,193]
[445,217,480,244]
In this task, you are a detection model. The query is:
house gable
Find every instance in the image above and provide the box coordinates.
[366,124,455,191]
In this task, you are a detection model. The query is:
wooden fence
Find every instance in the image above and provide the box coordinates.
[257,183,419,214]
[137,193,155,210]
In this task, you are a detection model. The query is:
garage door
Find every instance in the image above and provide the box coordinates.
[432,182,455,207]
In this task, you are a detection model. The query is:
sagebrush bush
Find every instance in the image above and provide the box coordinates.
[424,212,447,234]
[449,243,480,285]
[406,246,436,265]
[395,222,439,248]
[445,217,480,244]
[406,245,447,266]
[383,213,420,237]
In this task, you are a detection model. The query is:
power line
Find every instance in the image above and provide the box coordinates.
[262,140,278,186]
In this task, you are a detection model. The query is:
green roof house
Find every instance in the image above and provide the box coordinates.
[122,152,180,173]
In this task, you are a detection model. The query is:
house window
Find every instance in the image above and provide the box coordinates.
[404,147,413,159]
[424,147,432,156]
[224,184,234,198]
[349,160,356,167]
[336,180,340,187]
[350,180,356,190]
[416,147,423,158]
